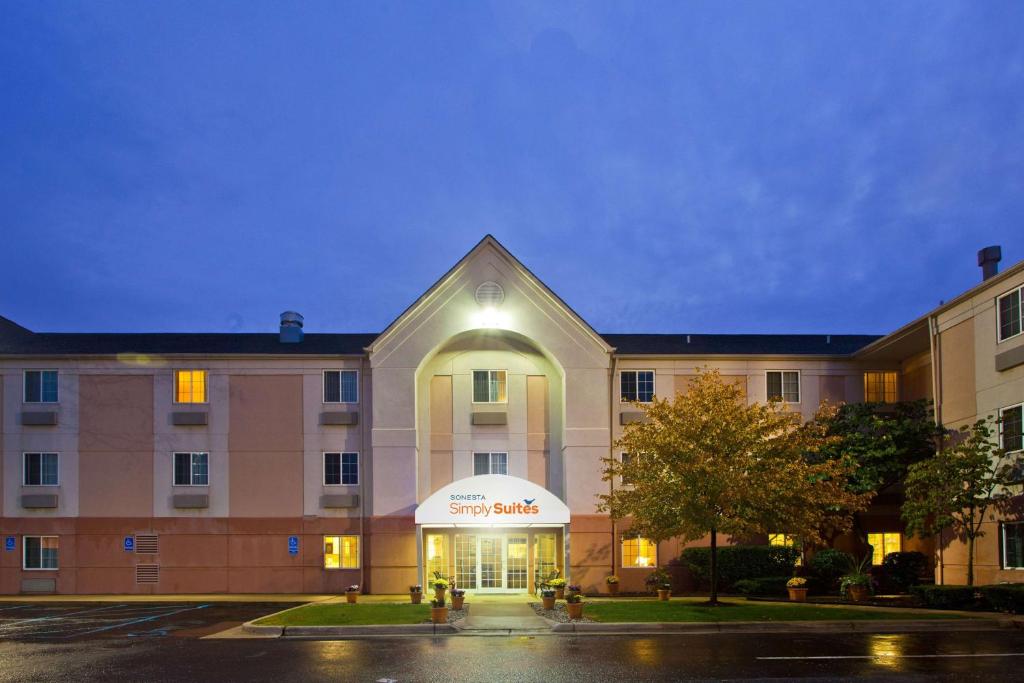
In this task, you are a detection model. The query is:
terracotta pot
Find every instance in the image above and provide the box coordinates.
[847,585,869,602]
[657,589,671,601]
[434,588,446,602]
[787,587,808,603]
[451,595,465,610]
[431,606,449,624]
[346,592,358,604]
[607,583,620,596]
[410,592,423,604]
[555,588,565,600]
[542,596,556,610]
[566,602,584,620]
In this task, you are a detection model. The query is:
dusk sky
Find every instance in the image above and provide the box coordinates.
[2,2,1022,336]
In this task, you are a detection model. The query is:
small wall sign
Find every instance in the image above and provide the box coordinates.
[123,536,135,552]
[4,537,14,552]
[288,536,299,556]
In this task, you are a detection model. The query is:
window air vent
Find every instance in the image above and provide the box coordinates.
[475,281,504,307]
[134,534,159,554]
[136,565,160,584]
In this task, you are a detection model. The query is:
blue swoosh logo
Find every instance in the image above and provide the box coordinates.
[523,498,535,505]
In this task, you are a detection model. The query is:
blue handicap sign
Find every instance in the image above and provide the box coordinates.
[4,537,14,552]
[124,536,135,552]
[288,536,299,556]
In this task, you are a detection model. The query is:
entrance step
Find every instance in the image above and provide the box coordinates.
[459,600,551,632]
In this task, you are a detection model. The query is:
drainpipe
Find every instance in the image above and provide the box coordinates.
[608,353,618,577]
[359,357,367,594]
[927,315,943,585]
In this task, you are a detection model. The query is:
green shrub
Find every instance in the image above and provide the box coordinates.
[880,552,929,592]
[681,546,800,591]
[910,585,981,610]
[808,549,848,590]
[980,585,1024,613]
[732,576,790,596]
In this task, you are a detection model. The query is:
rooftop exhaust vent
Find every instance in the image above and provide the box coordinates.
[978,246,1002,281]
[280,311,304,343]
[475,281,505,307]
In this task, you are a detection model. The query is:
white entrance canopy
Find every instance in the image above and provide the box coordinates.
[415,474,570,526]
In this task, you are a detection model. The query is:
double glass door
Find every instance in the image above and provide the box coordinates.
[454,533,528,592]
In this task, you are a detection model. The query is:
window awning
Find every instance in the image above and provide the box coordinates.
[415,474,570,526]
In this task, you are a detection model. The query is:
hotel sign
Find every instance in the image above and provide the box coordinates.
[415,474,570,525]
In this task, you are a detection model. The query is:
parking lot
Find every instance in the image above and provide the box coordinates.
[0,602,295,641]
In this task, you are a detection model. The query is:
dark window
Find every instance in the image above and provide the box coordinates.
[621,371,654,402]
[473,452,507,475]
[24,371,58,403]
[325,452,358,485]
[999,288,1023,341]
[767,371,800,402]
[472,370,506,403]
[23,453,58,486]
[324,370,358,403]
[173,452,208,486]
[1004,523,1024,569]
[24,536,58,570]
[1002,405,1023,453]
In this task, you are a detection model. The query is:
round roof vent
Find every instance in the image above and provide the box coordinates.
[475,281,505,307]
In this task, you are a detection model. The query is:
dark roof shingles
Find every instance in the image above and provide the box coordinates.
[600,333,881,356]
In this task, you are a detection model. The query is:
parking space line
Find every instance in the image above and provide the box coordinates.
[0,603,127,631]
[758,653,1024,660]
[0,605,33,613]
[72,603,212,637]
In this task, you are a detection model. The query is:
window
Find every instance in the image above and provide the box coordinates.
[472,370,507,403]
[174,370,207,403]
[1001,404,1023,453]
[621,537,657,568]
[768,533,802,565]
[24,370,58,403]
[766,371,800,403]
[23,453,58,486]
[867,532,901,565]
[998,286,1023,342]
[324,535,359,569]
[173,452,209,486]
[323,370,358,403]
[23,536,58,570]
[620,370,655,403]
[324,452,359,485]
[473,452,508,475]
[1003,523,1024,569]
[863,371,898,403]
[620,453,636,485]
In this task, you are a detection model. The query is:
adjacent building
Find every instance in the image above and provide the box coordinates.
[1,236,1021,595]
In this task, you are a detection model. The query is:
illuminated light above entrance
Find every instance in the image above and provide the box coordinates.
[415,474,570,526]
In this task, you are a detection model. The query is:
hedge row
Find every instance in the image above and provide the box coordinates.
[681,546,800,591]
[732,576,791,596]
[911,584,1024,613]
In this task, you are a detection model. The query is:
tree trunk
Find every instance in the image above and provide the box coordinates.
[709,527,718,605]
[966,531,975,587]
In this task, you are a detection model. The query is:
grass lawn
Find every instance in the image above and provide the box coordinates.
[581,597,970,623]
[256,602,431,626]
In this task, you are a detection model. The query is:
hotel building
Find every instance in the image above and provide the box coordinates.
[1,236,1021,595]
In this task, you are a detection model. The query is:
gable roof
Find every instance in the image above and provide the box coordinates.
[0,331,376,356]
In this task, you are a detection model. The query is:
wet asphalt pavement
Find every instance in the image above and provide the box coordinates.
[2,603,1024,681]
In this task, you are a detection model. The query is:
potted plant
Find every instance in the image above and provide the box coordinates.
[567,584,582,598]
[606,575,620,596]
[345,584,360,604]
[549,577,567,600]
[565,593,584,620]
[430,598,448,624]
[409,584,423,604]
[645,568,672,600]
[840,553,873,602]
[450,588,465,610]
[430,576,449,602]
[786,577,809,602]
[540,589,556,610]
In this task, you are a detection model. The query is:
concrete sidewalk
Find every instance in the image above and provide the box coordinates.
[0,593,336,604]
[458,595,550,632]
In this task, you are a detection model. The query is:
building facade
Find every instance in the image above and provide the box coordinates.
[0,236,1021,595]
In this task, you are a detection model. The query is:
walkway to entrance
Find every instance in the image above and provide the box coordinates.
[459,594,550,632]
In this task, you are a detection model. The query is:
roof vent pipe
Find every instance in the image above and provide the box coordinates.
[279,311,304,343]
[978,245,1001,281]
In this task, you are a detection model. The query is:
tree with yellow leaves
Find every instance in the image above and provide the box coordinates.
[600,369,871,604]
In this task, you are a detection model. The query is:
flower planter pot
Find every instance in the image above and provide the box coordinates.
[847,585,869,602]
[607,583,620,596]
[542,596,556,610]
[346,592,358,604]
[431,606,449,624]
[554,588,565,600]
[451,595,465,610]
[410,592,423,604]
[787,587,808,603]
[566,603,584,620]
[657,589,671,601]
[434,588,446,602]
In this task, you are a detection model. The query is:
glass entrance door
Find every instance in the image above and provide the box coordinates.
[447,532,531,593]
[478,535,503,590]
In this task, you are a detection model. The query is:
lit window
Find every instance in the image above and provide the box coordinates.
[24,370,58,403]
[324,452,359,485]
[324,535,360,569]
[173,452,209,486]
[323,370,358,403]
[472,370,507,403]
[867,532,901,565]
[174,370,207,403]
[425,533,448,580]
[1003,523,1024,569]
[23,453,59,486]
[621,537,657,568]
[864,371,898,403]
[998,287,1023,342]
[473,452,508,475]
[620,371,655,403]
[1001,405,1023,453]
[23,536,58,570]
[767,371,800,403]
[768,533,802,565]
